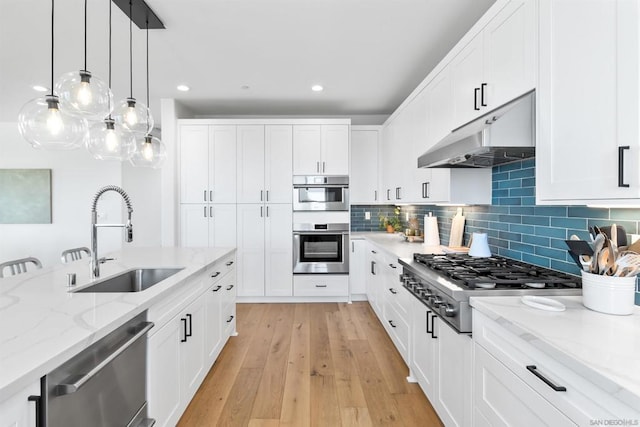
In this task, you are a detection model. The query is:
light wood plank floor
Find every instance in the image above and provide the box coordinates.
[177,302,443,427]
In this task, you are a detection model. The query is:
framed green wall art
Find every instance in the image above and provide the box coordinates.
[0,169,52,224]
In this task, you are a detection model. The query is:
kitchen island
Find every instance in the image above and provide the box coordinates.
[0,246,235,403]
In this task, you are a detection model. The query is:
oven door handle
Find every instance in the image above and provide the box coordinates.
[54,321,154,395]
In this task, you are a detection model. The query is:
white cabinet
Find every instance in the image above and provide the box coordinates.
[0,381,39,427]
[365,243,384,317]
[451,0,536,127]
[148,254,237,427]
[293,274,349,297]
[293,124,349,175]
[473,344,574,427]
[349,239,367,297]
[180,203,236,248]
[179,125,236,204]
[410,297,472,427]
[236,203,292,297]
[536,0,640,204]
[237,125,293,204]
[350,126,380,204]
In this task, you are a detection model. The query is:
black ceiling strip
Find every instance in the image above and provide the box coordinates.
[112,0,165,29]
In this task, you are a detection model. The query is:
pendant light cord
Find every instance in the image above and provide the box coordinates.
[50,0,54,96]
[83,0,87,71]
[129,0,133,98]
[107,0,112,114]
[146,19,149,131]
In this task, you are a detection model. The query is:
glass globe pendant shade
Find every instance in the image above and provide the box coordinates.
[112,97,153,135]
[55,70,113,120]
[18,95,88,150]
[130,134,166,168]
[86,117,135,161]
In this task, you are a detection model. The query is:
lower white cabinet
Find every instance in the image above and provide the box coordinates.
[410,297,473,427]
[0,381,40,427]
[147,253,236,427]
[365,243,384,316]
[349,239,367,297]
[473,343,574,427]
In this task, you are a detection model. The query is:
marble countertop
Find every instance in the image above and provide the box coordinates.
[470,295,640,410]
[0,246,235,402]
[350,231,444,259]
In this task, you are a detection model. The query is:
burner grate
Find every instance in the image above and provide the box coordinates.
[413,253,580,289]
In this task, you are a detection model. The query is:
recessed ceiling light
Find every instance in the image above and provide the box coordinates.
[311,85,324,92]
[177,84,190,92]
[32,85,49,92]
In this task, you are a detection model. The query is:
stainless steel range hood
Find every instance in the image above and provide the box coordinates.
[418,90,535,168]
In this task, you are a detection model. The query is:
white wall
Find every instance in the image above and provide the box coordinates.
[0,122,161,268]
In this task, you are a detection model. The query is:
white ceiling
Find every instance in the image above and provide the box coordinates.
[0,0,496,127]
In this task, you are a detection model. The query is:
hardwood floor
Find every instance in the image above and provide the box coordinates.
[177,302,443,427]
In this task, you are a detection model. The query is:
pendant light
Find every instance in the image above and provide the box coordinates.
[130,18,166,168]
[55,0,112,120]
[86,0,135,160]
[112,0,153,135]
[18,0,88,150]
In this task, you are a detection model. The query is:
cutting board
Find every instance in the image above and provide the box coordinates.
[448,207,465,248]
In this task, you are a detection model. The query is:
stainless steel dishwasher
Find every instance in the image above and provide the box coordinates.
[34,311,155,427]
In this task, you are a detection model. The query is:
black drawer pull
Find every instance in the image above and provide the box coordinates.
[28,395,43,427]
[226,315,234,323]
[315,284,327,288]
[480,82,487,106]
[474,87,480,110]
[430,312,437,339]
[181,318,188,342]
[186,314,193,337]
[389,264,396,269]
[389,288,397,294]
[226,261,234,266]
[212,285,222,292]
[211,271,221,278]
[526,365,566,392]
[618,146,630,187]
[226,284,234,291]
[388,320,396,328]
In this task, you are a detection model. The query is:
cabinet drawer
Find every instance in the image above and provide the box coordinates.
[473,310,640,423]
[383,299,409,363]
[293,275,349,296]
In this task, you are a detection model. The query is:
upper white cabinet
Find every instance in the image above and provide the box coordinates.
[293,124,349,175]
[350,126,380,204]
[536,0,640,204]
[180,125,236,204]
[237,125,293,204]
[180,204,236,248]
[451,0,536,127]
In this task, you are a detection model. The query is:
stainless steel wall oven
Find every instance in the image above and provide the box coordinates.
[293,223,349,274]
[292,175,349,211]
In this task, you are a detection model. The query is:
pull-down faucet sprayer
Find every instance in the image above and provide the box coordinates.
[90,185,134,279]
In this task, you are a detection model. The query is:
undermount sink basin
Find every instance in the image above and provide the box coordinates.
[74,268,184,293]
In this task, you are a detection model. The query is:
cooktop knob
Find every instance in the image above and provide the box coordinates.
[432,296,443,307]
[444,305,456,317]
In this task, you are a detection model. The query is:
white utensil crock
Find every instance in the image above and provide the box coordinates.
[581,271,636,315]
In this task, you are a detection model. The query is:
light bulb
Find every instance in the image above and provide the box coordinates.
[46,105,63,135]
[86,118,135,161]
[55,70,112,120]
[112,97,153,135]
[125,106,138,126]
[105,128,119,152]
[77,81,92,105]
[130,134,166,168]
[142,140,154,160]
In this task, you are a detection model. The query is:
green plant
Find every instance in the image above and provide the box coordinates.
[379,207,403,231]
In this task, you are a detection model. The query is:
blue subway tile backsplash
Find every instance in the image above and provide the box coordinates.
[351,159,640,305]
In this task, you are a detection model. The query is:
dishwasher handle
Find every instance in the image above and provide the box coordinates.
[55,321,154,396]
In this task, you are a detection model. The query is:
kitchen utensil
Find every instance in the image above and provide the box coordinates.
[468,232,491,257]
[598,225,627,247]
[423,213,440,246]
[627,238,640,254]
[448,207,465,248]
[521,295,566,312]
[613,252,640,277]
[564,239,594,257]
[590,234,605,273]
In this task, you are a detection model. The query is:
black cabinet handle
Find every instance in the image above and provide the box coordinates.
[474,87,480,110]
[28,395,43,427]
[481,83,487,106]
[227,315,234,323]
[211,271,221,278]
[186,314,193,338]
[386,189,391,200]
[181,318,188,342]
[422,182,430,199]
[389,264,397,269]
[212,285,222,292]
[388,320,397,328]
[430,312,437,339]
[526,365,566,392]
[226,284,234,291]
[371,250,377,254]
[371,261,376,275]
[426,311,432,334]
[389,288,397,294]
[618,146,630,187]
[226,261,234,266]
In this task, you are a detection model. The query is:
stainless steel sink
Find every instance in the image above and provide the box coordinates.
[74,268,184,293]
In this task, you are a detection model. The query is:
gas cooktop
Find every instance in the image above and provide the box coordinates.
[412,253,581,290]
